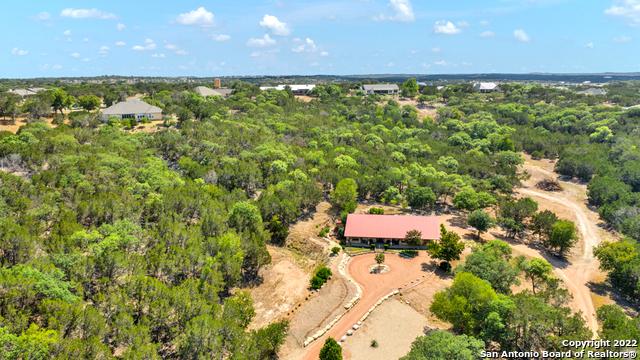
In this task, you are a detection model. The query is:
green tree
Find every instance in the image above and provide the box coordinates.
[467,210,494,239]
[457,240,520,294]
[594,240,640,300]
[77,95,101,112]
[401,78,419,98]
[430,272,511,337]
[50,88,72,115]
[401,330,485,360]
[0,325,59,360]
[407,186,436,210]
[319,337,342,360]
[375,253,385,271]
[428,225,465,270]
[520,258,553,294]
[597,305,640,344]
[547,220,578,256]
[530,210,558,242]
[331,178,358,213]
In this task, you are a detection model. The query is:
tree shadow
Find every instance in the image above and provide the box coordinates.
[491,232,571,270]
[586,281,639,313]
[421,261,453,279]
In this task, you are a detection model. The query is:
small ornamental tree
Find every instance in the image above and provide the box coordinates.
[428,225,464,271]
[375,253,385,271]
[319,338,342,360]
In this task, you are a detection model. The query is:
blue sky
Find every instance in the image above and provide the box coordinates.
[2,0,640,77]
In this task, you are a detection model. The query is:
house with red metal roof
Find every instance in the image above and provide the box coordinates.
[344,213,441,248]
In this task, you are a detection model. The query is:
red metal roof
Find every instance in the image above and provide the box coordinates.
[344,214,441,240]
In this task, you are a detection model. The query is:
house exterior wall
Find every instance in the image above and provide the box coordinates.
[345,236,430,249]
[101,112,162,122]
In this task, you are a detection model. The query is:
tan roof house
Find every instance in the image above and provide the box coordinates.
[101,99,162,122]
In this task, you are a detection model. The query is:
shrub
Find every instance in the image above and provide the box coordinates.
[316,266,332,281]
[310,266,332,289]
[318,226,330,237]
[368,207,384,215]
[383,243,390,251]
[400,249,418,258]
[369,244,376,251]
[331,246,341,255]
[370,339,379,348]
[310,275,324,290]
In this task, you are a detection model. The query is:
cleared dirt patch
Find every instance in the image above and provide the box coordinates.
[342,298,429,360]
[248,245,311,330]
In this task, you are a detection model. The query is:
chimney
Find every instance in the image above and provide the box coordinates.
[213,78,221,89]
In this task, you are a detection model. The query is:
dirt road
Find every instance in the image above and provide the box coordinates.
[300,252,433,360]
[514,156,617,335]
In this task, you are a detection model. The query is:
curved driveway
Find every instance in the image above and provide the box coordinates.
[302,251,432,360]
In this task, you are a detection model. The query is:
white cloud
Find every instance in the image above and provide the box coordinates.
[513,29,530,42]
[116,23,126,31]
[63,29,72,37]
[82,37,89,43]
[375,0,415,22]
[292,37,317,53]
[479,20,490,26]
[605,0,640,25]
[99,45,110,55]
[431,47,441,53]
[164,43,188,55]
[60,8,116,20]
[613,35,633,42]
[260,15,290,36]
[434,60,447,66]
[212,34,231,42]
[457,21,470,28]
[480,30,495,38]
[70,52,81,59]
[434,21,461,35]
[115,41,126,47]
[52,64,62,70]
[585,42,594,49]
[176,7,214,26]
[11,48,28,56]
[151,53,166,58]
[132,38,156,51]
[247,34,276,47]
[320,51,329,57]
[250,48,280,58]
[34,12,51,21]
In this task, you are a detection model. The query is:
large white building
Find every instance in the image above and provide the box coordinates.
[361,84,400,95]
[101,99,162,122]
[473,82,500,93]
[259,84,316,95]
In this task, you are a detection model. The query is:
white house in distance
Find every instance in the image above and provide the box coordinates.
[259,84,316,95]
[101,99,162,122]
[194,86,234,97]
[473,82,500,93]
[8,88,46,98]
[361,84,400,95]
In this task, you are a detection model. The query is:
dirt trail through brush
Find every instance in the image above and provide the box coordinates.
[515,156,617,335]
